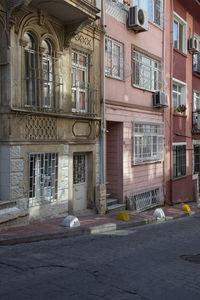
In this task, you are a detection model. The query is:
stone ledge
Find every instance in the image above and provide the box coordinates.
[0,207,28,224]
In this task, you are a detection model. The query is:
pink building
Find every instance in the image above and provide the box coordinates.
[104,0,167,211]
[165,0,200,204]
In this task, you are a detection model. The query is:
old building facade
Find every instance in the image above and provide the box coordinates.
[165,0,200,204]
[0,0,101,224]
[104,0,167,211]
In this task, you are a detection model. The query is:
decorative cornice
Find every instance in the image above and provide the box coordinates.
[106,99,164,114]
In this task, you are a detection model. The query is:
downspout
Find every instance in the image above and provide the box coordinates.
[100,0,106,185]
[169,0,174,204]
[162,0,166,204]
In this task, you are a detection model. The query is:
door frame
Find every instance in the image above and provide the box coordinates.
[68,144,96,214]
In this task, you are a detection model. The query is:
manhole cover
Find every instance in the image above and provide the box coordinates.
[180,254,200,264]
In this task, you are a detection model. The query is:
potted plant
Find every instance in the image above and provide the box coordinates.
[177,104,186,115]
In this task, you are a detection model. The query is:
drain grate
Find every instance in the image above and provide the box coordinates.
[180,254,200,264]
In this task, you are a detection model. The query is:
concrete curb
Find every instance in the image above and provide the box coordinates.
[0,209,200,246]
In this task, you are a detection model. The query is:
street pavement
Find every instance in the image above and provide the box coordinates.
[0,202,199,245]
[1,214,200,299]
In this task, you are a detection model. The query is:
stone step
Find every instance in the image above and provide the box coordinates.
[107,203,126,212]
[0,202,29,229]
[106,193,111,199]
[106,198,118,206]
[0,201,17,210]
[0,207,27,225]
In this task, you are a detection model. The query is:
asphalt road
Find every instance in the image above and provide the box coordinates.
[1,215,200,300]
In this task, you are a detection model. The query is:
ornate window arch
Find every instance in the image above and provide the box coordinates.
[22,29,62,110]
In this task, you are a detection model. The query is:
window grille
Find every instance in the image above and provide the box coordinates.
[72,50,89,113]
[23,33,63,111]
[194,145,200,174]
[173,144,186,178]
[29,153,58,207]
[73,154,86,184]
[105,0,128,24]
[133,121,164,164]
[133,50,163,91]
[105,38,123,80]
[127,188,161,212]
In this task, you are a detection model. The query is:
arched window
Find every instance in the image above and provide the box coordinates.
[24,32,38,106]
[42,39,54,108]
[23,33,60,110]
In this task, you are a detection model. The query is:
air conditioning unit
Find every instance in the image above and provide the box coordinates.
[127,6,148,33]
[153,91,168,108]
[188,37,199,53]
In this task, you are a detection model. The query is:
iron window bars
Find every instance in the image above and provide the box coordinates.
[133,121,164,164]
[24,33,63,111]
[29,152,58,207]
[133,49,163,92]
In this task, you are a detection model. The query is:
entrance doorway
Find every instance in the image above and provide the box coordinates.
[73,153,88,211]
[106,121,123,201]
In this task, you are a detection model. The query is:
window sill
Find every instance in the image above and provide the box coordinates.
[173,112,187,117]
[132,159,163,167]
[148,20,163,31]
[173,47,187,58]
[172,175,187,181]
[106,75,125,82]
[193,71,200,79]
[132,84,155,94]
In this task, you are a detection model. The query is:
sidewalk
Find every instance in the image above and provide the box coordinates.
[0,202,200,246]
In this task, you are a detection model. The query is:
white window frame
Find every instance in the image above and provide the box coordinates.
[133,0,163,27]
[133,121,164,165]
[172,78,187,111]
[71,50,88,113]
[133,49,161,92]
[105,37,124,80]
[173,12,187,54]
[172,142,186,179]
[193,33,200,74]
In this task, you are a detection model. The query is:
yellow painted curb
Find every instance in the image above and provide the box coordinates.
[116,211,130,221]
[181,204,191,212]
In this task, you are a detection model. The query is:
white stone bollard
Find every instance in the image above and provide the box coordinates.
[153,208,165,220]
[61,215,80,228]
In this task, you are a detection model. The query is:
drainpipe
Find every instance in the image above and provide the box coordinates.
[169,0,174,204]
[100,0,106,186]
[162,0,166,204]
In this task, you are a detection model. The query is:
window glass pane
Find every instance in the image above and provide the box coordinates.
[79,54,87,67]
[42,40,54,108]
[154,0,161,25]
[105,38,123,79]
[71,50,88,112]
[179,23,183,51]
[174,21,178,49]
[79,92,86,110]
[113,44,121,77]
[105,39,112,76]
